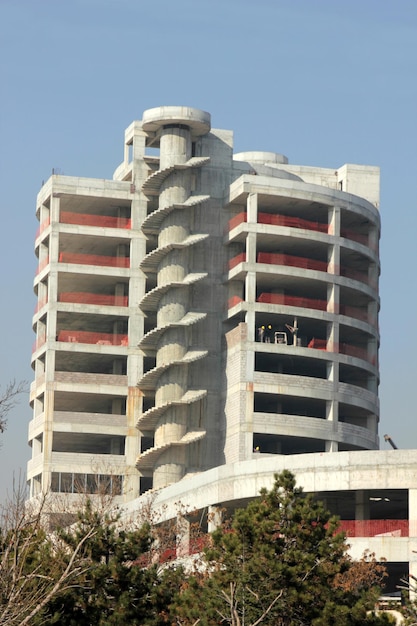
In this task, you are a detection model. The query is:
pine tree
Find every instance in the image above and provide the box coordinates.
[173,471,393,626]
[37,499,180,626]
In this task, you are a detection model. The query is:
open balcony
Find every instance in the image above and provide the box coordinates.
[57,330,128,346]
[59,252,130,268]
[60,211,131,229]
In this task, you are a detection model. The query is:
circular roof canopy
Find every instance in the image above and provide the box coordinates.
[142,106,211,136]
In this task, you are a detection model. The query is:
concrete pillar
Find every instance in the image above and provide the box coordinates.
[245,309,256,343]
[327,284,340,338]
[326,277,340,451]
[176,513,190,557]
[154,448,187,488]
[38,202,50,226]
[34,394,44,419]
[246,231,257,265]
[355,489,370,520]
[115,282,125,305]
[328,206,341,237]
[50,191,60,224]
[208,505,222,532]
[159,125,191,170]
[112,359,123,375]
[124,386,141,499]
[132,128,147,163]
[325,309,339,453]
[112,398,123,415]
[41,387,55,493]
[368,224,379,254]
[367,299,378,333]
[153,124,193,489]
[247,193,258,223]
[409,489,417,599]
[37,279,48,309]
[117,243,128,260]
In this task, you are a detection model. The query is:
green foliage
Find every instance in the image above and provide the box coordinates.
[398,587,417,625]
[0,520,50,624]
[173,471,389,626]
[38,500,179,626]
[1,473,393,625]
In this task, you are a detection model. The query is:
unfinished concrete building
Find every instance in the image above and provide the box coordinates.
[29,105,381,500]
[30,105,417,592]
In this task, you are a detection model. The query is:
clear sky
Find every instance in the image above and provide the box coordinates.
[0,0,416,503]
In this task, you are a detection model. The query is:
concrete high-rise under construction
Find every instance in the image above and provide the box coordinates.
[31,105,417,591]
[29,105,381,500]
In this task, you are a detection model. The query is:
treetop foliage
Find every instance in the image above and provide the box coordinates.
[0,471,396,625]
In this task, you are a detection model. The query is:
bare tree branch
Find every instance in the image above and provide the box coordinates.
[0,380,27,435]
[0,490,100,626]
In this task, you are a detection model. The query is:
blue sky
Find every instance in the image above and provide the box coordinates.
[0,0,416,502]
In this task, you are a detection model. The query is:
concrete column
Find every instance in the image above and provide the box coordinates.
[113,320,125,340]
[325,320,339,453]
[50,192,60,224]
[368,261,379,293]
[325,410,338,452]
[32,435,42,457]
[326,277,339,450]
[328,208,341,388]
[409,489,417,537]
[245,264,255,393]
[328,206,341,237]
[355,489,370,520]
[208,505,222,532]
[159,125,191,170]
[245,309,256,343]
[327,283,340,323]
[38,202,50,226]
[368,336,379,369]
[153,124,193,489]
[49,228,60,265]
[368,224,379,254]
[117,243,128,260]
[37,279,48,309]
[125,214,145,500]
[154,447,187,488]
[41,387,55,493]
[115,282,125,305]
[132,128,147,163]
[246,231,257,265]
[112,359,124,375]
[44,346,56,383]
[245,227,257,344]
[112,398,123,414]
[367,413,378,433]
[46,273,58,343]
[247,193,258,223]
[327,244,340,280]
[367,298,378,330]
[409,489,417,598]
[124,386,141,500]
[176,513,190,557]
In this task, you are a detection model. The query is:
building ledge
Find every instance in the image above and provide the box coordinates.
[142,195,210,235]
[136,430,206,469]
[139,273,207,312]
[139,312,207,352]
[137,389,207,430]
[140,234,209,273]
[138,350,208,391]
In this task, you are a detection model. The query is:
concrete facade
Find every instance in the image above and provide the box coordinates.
[29,105,415,590]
